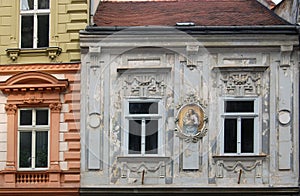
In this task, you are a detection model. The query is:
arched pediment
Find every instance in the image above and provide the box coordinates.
[0,71,69,93]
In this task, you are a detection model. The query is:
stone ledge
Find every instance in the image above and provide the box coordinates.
[6,47,62,62]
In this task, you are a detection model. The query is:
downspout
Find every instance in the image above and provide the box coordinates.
[297,0,300,24]
[89,0,93,25]
[298,24,300,189]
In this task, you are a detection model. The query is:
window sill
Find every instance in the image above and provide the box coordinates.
[213,154,267,161]
[117,156,170,163]
[117,67,172,74]
[212,65,268,72]
[6,47,62,61]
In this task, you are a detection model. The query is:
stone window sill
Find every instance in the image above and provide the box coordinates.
[6,47,62,61]
[117,156,170,163]
[117,67,172,74]
[213,154,267,161]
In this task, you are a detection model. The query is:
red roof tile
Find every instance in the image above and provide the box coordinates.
[93,0,288,26]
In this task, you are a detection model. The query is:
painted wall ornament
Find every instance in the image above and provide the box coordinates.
[175,93,208,143]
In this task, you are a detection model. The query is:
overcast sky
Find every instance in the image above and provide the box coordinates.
[272,0,282,4]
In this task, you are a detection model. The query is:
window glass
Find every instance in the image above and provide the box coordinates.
[129,120,142,154]
[129,102,158,114]
[18,108,49,169]
[37,15,49,47]
[21,16,34,48]
[19,132,32,168]
[145,120,158,154]
[241,119,254,153]
[36,109,48,125]
[35,131,48,168]
[224,119,237,153]
[225,101,254,113]
[223,99,258,155]
[38,0,49,9]
[21,0,34,10]
[20,110,32,125]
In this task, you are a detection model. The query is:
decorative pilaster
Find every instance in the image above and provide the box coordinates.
[49,102,61,173]
[277,45,293,170]
[5,104,17,170]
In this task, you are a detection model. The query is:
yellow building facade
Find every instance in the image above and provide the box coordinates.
[0,0,88,64]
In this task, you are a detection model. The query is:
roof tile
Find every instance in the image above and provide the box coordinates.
[94,0,288,26]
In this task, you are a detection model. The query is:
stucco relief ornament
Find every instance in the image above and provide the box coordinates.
[175,93,208,143]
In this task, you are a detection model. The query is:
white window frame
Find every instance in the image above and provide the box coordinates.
[123,99,164,156]
[19,0,50,48]
[220,97,260,155]
[17,108,50,170]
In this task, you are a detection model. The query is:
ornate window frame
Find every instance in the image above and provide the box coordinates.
[220,97,260,155]
[0,71,68,185]
[122,98,164,156]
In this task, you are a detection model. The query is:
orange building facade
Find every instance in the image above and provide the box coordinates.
[0,0,87,195]
[0,64,81,195]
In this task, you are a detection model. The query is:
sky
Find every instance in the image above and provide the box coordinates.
[272,0,282,4]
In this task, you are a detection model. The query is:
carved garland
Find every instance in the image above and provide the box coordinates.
[121,161,166,178]
[216,160,262,178]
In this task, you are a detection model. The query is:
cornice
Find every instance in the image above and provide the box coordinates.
[0,71,69,93]
[0,63,80,74]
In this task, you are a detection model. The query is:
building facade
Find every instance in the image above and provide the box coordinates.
[274,0,300,24]
[0,0,88,195]
[80,0,299,195]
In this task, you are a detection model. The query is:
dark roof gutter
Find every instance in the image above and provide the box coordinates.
[81,25,300,35]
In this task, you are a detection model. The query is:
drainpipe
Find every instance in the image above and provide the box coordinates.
[89,0,99,26]
[89,0,93,26]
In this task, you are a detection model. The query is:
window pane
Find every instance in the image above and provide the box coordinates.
[129,102,158,114]
[37,15,49,47]
[129,120,141,154]
[145,120,158,154]
[38,0,49,9]
[35,131,48,168]
[19,132,32,168]
[21,16,33,48]
[21,0,34,10]
[241,119,254,153]
[225,101,254,113]
[224,119,237,153]
[36,109,48,125]
[20,110,32,125]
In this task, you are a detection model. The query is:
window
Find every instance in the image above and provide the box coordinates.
[222,99,259,155]
[124,100,163,155]
[20,0,50,48]
[18,108,49,169]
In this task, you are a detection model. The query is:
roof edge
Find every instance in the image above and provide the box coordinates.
[81,25,300,35]
[254,0,292,25]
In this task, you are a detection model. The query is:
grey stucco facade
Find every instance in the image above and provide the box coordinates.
[79,26,299,195]
[274,0,300,24]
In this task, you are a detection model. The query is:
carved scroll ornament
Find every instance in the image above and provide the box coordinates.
[220,72,261,96]
[124,76,166,97]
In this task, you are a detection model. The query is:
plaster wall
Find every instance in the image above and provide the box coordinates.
[274,0,299,24]
[80,29,299,188]
[0,0,88,65]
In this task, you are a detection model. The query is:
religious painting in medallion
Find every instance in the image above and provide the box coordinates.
[177,104,205,135]
[175,101,207,143]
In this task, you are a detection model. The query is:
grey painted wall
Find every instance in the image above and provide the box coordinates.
[80,27,299,188]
